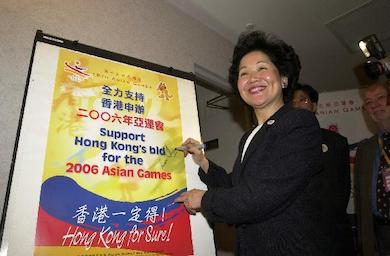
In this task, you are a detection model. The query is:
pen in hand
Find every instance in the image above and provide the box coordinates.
[175,143,206,151]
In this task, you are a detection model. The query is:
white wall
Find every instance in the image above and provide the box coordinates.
[0,0,242,221]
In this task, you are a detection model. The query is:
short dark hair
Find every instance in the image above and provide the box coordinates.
[294,84,319,103]
[228,30,301,101]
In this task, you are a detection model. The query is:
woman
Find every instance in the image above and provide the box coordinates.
[175,31,327,255]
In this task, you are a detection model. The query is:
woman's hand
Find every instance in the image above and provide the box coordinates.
[181,138,209,172]
[174,189,206,215]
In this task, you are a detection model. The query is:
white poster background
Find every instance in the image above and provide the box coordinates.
[0,41,214,255]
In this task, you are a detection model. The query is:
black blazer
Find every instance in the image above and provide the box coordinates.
[319,129,354,256]
[199,105,328,255]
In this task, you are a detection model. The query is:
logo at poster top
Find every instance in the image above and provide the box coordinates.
[156,82,173,101]
[64,60,92,82]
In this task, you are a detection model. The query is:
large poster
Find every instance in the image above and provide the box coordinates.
[1,33,214,255]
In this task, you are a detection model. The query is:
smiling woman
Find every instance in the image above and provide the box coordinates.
[175,31,329,255]
[236,50,286,123]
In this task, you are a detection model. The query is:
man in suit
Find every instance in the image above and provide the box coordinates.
[292,84,355,256]
[355,81,390,256]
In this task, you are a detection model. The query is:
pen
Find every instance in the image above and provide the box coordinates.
[175,143,206,151]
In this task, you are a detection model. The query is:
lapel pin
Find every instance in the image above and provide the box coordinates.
[267,119,275,125]
[322,144,328,153]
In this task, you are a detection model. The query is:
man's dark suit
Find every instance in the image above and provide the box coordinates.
[199,105,330,255]
[320,128,354,256]
[355,135,381,255]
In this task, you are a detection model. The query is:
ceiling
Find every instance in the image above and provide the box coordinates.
[166,0,390,92]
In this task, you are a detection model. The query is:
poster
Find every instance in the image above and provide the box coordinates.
[1,33,214,255]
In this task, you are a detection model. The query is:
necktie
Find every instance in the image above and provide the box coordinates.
[377,133,390,221]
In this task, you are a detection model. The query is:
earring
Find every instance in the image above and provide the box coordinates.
[281,78,288,88]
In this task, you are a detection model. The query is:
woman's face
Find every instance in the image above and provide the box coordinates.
[237,50,285,111]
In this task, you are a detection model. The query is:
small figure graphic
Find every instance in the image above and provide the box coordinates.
[157,82,173,101]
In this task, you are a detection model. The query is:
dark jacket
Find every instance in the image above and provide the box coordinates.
[355,135,378,255]
[320,128,355,256]
[199,105,329,255]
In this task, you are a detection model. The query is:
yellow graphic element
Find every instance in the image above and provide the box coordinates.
[41,48,187,202]
[156,82,173,101]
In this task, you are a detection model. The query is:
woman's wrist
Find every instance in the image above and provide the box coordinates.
[199,158,209,173]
